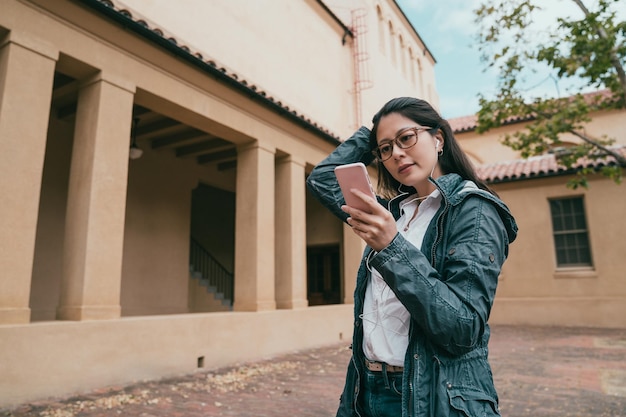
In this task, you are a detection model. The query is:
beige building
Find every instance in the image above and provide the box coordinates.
[0,0,437,407]
[2,0,624,408]
[450,103,626,330]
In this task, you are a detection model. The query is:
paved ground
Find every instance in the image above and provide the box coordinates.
[3,325,626,417]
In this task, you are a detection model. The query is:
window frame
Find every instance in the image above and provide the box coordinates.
[548,196,595,272]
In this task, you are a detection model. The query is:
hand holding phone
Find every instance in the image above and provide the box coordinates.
[334,162,376,212]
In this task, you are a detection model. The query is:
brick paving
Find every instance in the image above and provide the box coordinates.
[3,325,626,417]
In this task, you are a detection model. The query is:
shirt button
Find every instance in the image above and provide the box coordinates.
[413,354,419,360]
[447,382,452,389]
[448,248,456,255]
[489,253,495,263]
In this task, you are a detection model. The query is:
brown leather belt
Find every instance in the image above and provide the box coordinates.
[364,359,403,373]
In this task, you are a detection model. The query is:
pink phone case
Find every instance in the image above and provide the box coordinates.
[334,162,376,212]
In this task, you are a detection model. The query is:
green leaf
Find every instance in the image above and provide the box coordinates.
[474,0,626,188]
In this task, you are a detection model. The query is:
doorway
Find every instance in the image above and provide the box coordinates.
[307,245,341,305]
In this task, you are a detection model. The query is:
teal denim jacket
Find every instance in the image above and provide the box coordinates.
[306,127,518,417]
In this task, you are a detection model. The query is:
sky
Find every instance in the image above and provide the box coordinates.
[395,0,490,119]
[393,0,625,120]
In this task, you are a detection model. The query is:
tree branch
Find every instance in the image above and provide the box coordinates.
[568,129,626,165]
[571,0,626,103]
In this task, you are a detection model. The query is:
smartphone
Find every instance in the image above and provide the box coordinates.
[334,162,376,212]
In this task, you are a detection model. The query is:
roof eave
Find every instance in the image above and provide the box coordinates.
[77,0,342,147]
[485,163,625,185]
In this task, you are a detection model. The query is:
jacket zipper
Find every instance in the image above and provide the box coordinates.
[430,199,449,266]
[409,381,414,415]
[408,326,415,416]
[430,355,442,417]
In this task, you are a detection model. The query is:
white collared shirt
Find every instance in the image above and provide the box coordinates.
[362,190,442,366]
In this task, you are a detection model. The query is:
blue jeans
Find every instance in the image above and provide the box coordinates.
[359,366,403,417]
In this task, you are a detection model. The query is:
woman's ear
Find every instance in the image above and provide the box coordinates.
[434,130,444,151]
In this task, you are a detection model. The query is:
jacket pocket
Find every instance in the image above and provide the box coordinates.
[447,388,500,417]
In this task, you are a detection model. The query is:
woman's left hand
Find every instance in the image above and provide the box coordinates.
[342,188,398,252]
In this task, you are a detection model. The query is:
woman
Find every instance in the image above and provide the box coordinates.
[306,97,518,417]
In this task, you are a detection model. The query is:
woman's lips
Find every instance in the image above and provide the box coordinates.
[398,163,414,175]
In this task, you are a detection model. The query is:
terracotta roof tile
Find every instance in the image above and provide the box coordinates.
[476,145,626,183]
[448,115,477,133]
[449,89,615,133]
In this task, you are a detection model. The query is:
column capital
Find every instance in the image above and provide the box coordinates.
[237,141,276,155]
[79,71,136,95]
[2,30,59,62]
[276,154,306,167]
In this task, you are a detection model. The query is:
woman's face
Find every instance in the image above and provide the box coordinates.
[376,112,443,193]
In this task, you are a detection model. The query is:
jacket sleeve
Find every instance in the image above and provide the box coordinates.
[306,126,377,222]
[368,196,509,356]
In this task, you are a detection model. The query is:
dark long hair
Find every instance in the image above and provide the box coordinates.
[369,97,495,198]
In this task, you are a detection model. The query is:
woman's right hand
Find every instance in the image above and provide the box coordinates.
[342,188,397,252]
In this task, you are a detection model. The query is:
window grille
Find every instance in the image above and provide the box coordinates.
[549,197,593,267]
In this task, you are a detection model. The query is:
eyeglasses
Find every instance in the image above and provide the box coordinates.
[372,126,438,161]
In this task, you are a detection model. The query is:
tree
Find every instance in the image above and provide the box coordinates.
[474,0,626,188]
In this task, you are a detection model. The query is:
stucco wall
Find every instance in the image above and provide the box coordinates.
[356,0,439,124]
[114,0,437,135]
[115,0,356,135]
[0,306,353,408]
[489,175,626,328]
[456,107,626,166]
[453,107,626,328]
[121,150,198,316]
[306,189,343,246]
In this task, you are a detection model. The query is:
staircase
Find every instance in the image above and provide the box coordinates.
[189,238,234,309]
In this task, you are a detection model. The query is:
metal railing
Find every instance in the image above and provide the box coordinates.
[189,238,234,304]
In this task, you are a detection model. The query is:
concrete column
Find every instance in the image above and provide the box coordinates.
[342,224,365,304]
[233,142,276,311]
[56,72,135,321]
[275,155,308,309]
[0,33,58,324]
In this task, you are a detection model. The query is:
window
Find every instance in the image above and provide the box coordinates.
[416,58,423,94]
[388,22,396,65]
[377,8,386,55]
[549,197,593,267]
[399,35,406,76]
[408,48,416,86]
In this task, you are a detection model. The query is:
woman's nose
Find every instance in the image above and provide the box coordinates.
[391,142,405,159]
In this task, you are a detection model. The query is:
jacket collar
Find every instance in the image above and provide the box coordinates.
[387,173,464,215]
[387,173,518,243]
